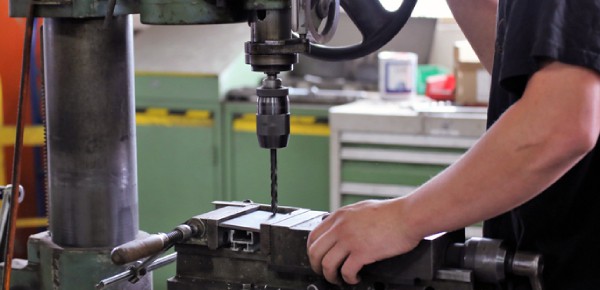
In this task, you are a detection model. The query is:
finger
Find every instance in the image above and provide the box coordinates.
[321,243,349,285]
[307,213,335,248]
[307,230,337,274]
[340,253,365,285]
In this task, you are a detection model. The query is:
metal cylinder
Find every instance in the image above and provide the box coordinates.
[463,237,507,283]
[510,252,544,290]
[247,8,297,73]
[43,16,138,248]
[251,9,292,42]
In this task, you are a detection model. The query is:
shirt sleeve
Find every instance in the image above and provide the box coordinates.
[498,0,600,94]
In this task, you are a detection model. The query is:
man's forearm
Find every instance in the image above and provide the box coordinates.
[447,0,498,72]
[399,62,600,239]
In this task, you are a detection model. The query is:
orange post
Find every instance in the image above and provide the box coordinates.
[1,1,47,261]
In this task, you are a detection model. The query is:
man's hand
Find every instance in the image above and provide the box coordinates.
[306,199,421,285]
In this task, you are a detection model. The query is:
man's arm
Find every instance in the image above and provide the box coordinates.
[307,61,600,284]
[446,0,498,72]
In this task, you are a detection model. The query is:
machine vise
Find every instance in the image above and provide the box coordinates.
[109,201,543,290]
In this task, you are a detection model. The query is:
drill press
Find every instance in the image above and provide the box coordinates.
[245,0,418,213]
[107,2,543,289]
[245,0,337,214]
[246,7,297,213]
[3,0,422,288]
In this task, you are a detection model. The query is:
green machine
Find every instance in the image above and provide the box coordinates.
[133,24,262,290]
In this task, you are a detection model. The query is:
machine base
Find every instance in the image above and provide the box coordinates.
[2,231,153,290]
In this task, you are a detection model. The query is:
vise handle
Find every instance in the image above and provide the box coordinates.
[111,224,196,265]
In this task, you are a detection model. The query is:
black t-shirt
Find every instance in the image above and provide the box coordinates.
[484,1,600,289]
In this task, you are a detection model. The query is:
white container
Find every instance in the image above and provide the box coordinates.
[378,51,418,100]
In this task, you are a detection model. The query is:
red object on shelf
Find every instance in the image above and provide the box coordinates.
[425,74,455,101]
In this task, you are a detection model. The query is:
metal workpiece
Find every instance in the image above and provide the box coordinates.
[43,16,138,248]
[182,201,311,249]
[184,201,265,250]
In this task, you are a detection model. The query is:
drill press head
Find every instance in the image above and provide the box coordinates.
[245,7,300,149]
[244,0,342,149]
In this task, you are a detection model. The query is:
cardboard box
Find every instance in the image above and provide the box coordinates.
[454,41,491,106]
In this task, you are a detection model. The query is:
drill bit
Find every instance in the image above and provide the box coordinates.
[270,149,278,215]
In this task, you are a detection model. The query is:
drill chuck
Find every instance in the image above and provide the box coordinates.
[256,76,290,149]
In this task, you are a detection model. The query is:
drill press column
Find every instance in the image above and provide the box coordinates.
[0,15,151,290]
[44,16,138,248]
